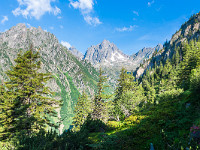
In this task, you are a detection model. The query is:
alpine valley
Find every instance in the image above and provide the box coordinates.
[1,7,200,150]
[0,23,162,132]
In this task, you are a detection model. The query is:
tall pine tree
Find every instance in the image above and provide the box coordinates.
[92,68,109,122]
[72,91,91,131]
[114,68,145,120]
[0,48,60,141]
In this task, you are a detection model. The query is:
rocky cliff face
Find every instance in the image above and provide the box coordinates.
[170,13,200,47]
[131,44,163,65]
[84,40,133,69]
[0,23,99,133]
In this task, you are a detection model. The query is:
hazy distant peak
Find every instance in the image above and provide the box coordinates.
[69,47,84,60]
[98,39,112,49]
[130,44,163,65]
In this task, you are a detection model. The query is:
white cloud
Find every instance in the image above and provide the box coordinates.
[61,41,71,49]
[49,26,54,30]
[116,25,137,32]
[60,25,63,29]
[138,34,151,41]
[133,11,139,16]
[53,6,61,15]
[1,16,8,24]
[148,0,155,7]
[69,0,101,26]
[69,0,93,14]
[84,15,102,26]
[57,16,62,19]
[12,0,61,20]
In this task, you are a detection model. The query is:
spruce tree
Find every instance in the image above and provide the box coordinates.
[180,40,200,89]
[172,46,180,66]
[0,48,60,141]
[0,84,15,140]
[114,67,128,120]
[114,68,145,120]
[92,68,109,122]
[72,91,91,131]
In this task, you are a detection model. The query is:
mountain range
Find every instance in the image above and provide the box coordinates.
[67,39,163,91]
[69,39,163,72]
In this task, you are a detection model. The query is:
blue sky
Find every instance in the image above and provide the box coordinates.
[0,0,200,55]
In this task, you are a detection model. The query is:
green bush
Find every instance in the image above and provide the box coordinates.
[190,67,200,93]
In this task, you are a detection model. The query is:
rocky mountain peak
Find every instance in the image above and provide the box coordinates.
[84,39,129,67]
[83,39,163,74]
[129,44,163,69]
[0,23,58,50]
[8,23,28,34]
[38,26,43,31]
[100,39,112,47]
[102,39,110,45]
[14,23,26,29]
[98,39,116,51]
[69,46,84,60]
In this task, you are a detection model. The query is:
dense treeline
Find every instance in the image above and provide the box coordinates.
[1,38,200,149]
[69,37,200,150]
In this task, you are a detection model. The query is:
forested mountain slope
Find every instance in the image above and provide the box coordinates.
[9,12,200,150]
[0,23,99,132]
[1,12,200,150]
[135,12,200,78]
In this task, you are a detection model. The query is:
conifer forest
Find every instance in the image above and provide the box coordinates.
[0,2,200,150]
